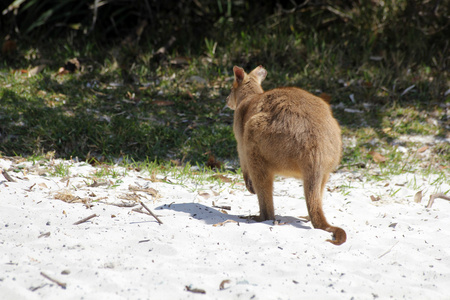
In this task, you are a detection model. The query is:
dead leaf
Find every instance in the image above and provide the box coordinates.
[153,100,174,106]
[370,195,380,202]
[369,151,387,163]
[170,57,190,66]
[28,65,46,77]
[327,186,338,192]
[414,190,423,203]
[382,127,392,133]
[198,192,211,199]
[38,182,48,189]
[417,145,429,153]
[210,174,232,183]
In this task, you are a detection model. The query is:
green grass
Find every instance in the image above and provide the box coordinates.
[1,1,448,180]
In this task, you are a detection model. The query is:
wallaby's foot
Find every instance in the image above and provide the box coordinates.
[238,214,271,222]
[324,226,347,246]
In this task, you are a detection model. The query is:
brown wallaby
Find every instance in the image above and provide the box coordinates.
[227,65,346,245]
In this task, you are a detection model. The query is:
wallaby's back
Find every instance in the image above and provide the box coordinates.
[227,65,346,245]
[236,86,341,179]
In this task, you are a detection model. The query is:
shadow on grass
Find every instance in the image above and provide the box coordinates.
[0,74,235,162]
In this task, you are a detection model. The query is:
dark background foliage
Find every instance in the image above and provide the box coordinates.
[0,1,448,163]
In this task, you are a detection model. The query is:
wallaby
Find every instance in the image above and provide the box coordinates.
[227,65,346,245]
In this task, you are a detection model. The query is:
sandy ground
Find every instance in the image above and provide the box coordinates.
[1,156,449,300]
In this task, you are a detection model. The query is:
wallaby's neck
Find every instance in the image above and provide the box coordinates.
[237,78,264,105]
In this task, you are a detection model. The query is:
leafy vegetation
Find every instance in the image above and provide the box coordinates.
[1,0,448,177]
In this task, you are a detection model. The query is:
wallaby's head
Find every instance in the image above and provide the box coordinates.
[226,65,267,110]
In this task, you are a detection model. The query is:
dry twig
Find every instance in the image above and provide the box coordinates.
[219,280,231,290]
[73,214,97,225]
[40,272,66,289]
[213,219,239,227]
[140,201,163,224]
[38,232,51,238]
[185,285,206,294]
[213,205,231,211]
[426,193,450,208]
[1,169,16,182]
[378,241,399,259]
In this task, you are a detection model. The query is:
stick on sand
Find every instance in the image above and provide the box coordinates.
[73,214,97,225]
[1,169,16,182]
[140,201,163,224]
[426,193,450,208]
[40,272,67,289]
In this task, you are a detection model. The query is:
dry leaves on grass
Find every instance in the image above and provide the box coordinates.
[369,151,387,163]
[210,174,233,183]
[417,145,429,153]
[152,100,174,106]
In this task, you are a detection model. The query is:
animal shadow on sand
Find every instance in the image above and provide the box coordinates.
[157,202,310,230]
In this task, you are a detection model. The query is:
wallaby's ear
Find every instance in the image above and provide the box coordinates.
[251,65,267,84]
[233,66,245,84]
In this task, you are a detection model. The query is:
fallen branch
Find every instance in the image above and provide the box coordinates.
[99,200,138,208]
[378,241,399,259]
[40,272,66,289]
[213,219,239,227]
[219,279,231,290]
[140,201,163,224]
[213,205,231,211]
[426,193,450,208]
[73,214,97,225]
[38,232,51,238]
[1,169,16,182]
[185,285,206,294]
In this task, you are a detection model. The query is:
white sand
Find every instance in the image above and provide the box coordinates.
[1,157,449,299]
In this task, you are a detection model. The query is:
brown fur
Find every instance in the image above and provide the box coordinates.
[227,65,346,245]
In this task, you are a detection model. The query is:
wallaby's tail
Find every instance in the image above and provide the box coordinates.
[303,170,347,245]
[324,226,347,245]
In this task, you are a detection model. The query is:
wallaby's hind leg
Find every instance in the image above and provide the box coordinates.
[249,166,275,221]
[243,171,255,194]
[303,171,347,245]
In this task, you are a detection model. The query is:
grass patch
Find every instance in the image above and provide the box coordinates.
[1,2,448,179]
